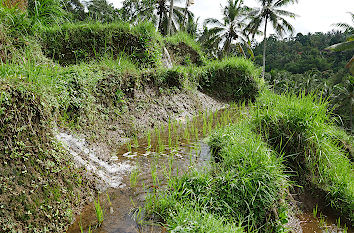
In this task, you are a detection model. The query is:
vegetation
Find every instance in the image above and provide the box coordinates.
[201,0,252,58]
[147,90,353,231]
[247,0,298,77]
[200,57,260,101]
[252,91,353,222]
[40,22,163,66]
[0,0,353,232]
[252,31,353,132]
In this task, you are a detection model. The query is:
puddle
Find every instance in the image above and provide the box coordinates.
[299,211,352,233]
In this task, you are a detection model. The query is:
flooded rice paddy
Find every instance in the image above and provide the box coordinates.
[64,107,352,233]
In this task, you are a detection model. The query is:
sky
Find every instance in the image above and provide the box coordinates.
[109,0,354,37]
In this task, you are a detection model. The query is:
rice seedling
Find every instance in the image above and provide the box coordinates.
[318,213,326,228]
[130,163,140,188]
[202,112,207,136]
[313,204,318,218]
[79,220,84,233]
[133,136,139,148]
[174,133,180,151]
[150,162,159,188]
[132,207,144,225]
[168,119,172,149]
[127,142,132,152]
[147,130,151,150]
[94,194,104,225]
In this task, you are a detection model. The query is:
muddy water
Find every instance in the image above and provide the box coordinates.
[66,108,352,233]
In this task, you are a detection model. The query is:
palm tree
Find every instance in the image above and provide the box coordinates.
[122,0,193,35]
[167,0,174,35]
[202,0,253,58]
[333,12,354,34]
[157,0,194,35]
[247,0,298,78]
[121,0,157,24]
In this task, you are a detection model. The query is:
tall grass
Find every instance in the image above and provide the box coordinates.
[147,119,289,232]
[251,90,354,222]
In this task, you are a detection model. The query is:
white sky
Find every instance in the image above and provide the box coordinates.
[109,0,354,37]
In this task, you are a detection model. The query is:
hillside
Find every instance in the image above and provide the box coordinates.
[0,3,353,233]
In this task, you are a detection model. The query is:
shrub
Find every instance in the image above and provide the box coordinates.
[144,65,202,89]
[200,57,260,101]
[40,22,163,66]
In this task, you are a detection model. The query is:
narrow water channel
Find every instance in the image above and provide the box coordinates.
[66,107,352,233]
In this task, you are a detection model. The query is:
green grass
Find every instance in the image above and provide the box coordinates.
[40,21,163,66]
[94,194,104,225]
[165,32,205,66]
[146,117,289,232]
[251,90,354,222]
[200,57,261,101]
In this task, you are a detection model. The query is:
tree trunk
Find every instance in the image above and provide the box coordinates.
[183,0,188,31]
[158,0,165,34]
[262,16,268,79]
[167,0,174,35]
[238,44,246,58]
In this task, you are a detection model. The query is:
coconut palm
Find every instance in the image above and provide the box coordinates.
[247,0,298,78]
[157,0,195,35]
[122,0,193,35]
[333,12,354,34]
[201,0,254,58]
[121,0,157,24]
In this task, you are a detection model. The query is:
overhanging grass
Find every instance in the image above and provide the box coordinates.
[200,57,261,101]
[251,90,354,222]
[40,22,163,66]
[165,32,205,66]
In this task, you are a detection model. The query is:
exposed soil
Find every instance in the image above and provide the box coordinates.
[76,87,225,171]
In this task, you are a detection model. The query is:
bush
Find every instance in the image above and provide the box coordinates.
[252,91,354,223]
[200,57,260,101]
[40,22,163,66]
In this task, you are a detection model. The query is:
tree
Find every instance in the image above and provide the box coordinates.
[121,0,156,24]
[167,0,174,35]
[122,0,193,35]
[247,0,298,78]
[333,12,354,34]
[61,0,85,21]
[157,0,190,35]
[201,0,253,58]
[86,0,120,23]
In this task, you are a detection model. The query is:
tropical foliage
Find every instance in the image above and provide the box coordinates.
[247,0,298,77]
[200,0,253,58]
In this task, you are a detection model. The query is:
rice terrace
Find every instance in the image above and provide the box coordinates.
[0,0,353,232]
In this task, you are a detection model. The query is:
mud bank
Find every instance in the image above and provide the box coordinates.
[63,87,225,179]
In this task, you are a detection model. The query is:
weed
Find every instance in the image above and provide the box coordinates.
[313,204,318,218]
[94,194,104,225]
[130,164,140,189]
